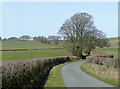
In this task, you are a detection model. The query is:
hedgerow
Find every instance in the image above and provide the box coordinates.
[1,56,79,89]
[86,56,118,68]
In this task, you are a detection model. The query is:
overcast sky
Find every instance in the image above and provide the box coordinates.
[1,2,118,38]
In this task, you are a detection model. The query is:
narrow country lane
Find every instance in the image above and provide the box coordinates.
[61,61,117,88]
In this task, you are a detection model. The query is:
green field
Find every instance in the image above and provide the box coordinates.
[2,49,72,60]
[2,38,119,60]
[93,48,118,58]
[108,37,119,48]
[2,40,60,50]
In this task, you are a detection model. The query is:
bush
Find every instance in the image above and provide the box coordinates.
[94,54,114,58]
[86,56,118,68]
[1,56,78,89]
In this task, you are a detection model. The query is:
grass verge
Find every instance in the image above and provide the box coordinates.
[44,60,83,87]
[80,63,118,87]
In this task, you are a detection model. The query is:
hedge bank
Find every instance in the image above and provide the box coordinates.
[86,56,118,68]
[1,56,79,89]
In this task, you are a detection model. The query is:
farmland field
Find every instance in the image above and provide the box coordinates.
[108,37,119,48]
[2,38,119,60]
[2,40,60,50]
[1,40,72,60]
[91,48,118,58]
[2,49,72,60]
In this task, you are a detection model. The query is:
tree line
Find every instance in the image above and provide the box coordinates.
[0,35,61,44]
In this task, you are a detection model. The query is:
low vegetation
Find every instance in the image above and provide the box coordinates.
[44,63,67,87]
[81,49,118,87]
[81,63,118,87]
[86,56,118,68]
[44,60,83,87]
[2,56,79,89]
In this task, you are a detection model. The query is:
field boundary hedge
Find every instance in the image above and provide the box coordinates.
[1,56,79,89]
[0,48,63,51]
[86,56,118,68]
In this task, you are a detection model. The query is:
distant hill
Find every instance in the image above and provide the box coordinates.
[108,37,119,48]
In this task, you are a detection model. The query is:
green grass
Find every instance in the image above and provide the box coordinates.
[81,63,118,87]
[2,49,72,60]
[108,37,119,48]
[94,48,118,58]
[44,60,83,87]
[2,40,60,50]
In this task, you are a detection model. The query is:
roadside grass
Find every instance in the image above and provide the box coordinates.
[81,63,118,87]
[2,49,72,60]
[44,60,84,87]
[91,48,118,58]
[2,40,60,50]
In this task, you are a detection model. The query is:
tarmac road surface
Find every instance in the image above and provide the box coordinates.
[61,61,117,88]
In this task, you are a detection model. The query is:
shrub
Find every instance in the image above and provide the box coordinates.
[86,56,118,68]
[94,54,114,58]
[1,56,78,89]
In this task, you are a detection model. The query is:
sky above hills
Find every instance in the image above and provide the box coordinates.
[1,2,118,38]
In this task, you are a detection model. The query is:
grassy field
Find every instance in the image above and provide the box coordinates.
[2,49,72,60]
[108,37,119,48]
[2,38,119,60]
[81,63,118,87]
[2,40,60,50]
[2,40,72,60]
[91,48,118,58]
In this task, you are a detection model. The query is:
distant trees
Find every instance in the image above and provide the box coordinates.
[33,35,61,44]
[58,12,110,58]
[0,37,1,40]
[0,35,61,45]
[3,38,7,41]
[33,36,47,43]
[8,37,19,41]
[47,36,61,41]
[19,35,31,41]
[47,36,61,44]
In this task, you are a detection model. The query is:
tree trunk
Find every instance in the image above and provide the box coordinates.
[87,51,91,56]
[78,50,86,59]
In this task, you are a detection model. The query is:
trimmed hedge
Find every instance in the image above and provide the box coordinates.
[86,56,118,68]
[93,54,114,58]
[1,56,79,89]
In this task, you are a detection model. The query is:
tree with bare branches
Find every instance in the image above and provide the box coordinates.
[58,12,109,58]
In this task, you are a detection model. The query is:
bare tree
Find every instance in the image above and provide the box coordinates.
[34,36,47,43]
[58,12,109,58]
[47,36,61,45]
